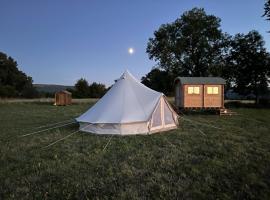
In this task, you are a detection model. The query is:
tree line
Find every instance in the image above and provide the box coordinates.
[0,52,107,99]
[67,78,107,98]
[142,7,270,103]
[264,0,270,29]
[1,4,269,101]
[0,52,38,98]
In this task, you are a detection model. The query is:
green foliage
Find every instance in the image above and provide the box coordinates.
[141,68,173,95]
[74,78,89,98]
[0,52,37,98]
[145,8,269,98]
[146,8,227,77]
[0,102,270,199]
[73,78,107,98]
[21,86,40,98]
[263,0,270,21]
[0,85,16,97]
[225,31,270,102]
[88,82,107,98]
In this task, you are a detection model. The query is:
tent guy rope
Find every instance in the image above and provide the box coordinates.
[35,119,74,130]
[18,121,77,138]
[42,123,95,149]
[178,110,223,130]
[181,117,222,130]
[102,134,114,152]
[42,129,80,149]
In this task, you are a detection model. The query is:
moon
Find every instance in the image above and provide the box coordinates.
[128,48,134,55]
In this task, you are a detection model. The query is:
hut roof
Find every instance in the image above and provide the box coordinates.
[56,90,72,94]
[175,77,226,85]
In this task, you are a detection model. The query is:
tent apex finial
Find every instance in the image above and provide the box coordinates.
[122,69,132,79]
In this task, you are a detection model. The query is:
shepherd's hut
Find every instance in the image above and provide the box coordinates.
[174,77,226,109]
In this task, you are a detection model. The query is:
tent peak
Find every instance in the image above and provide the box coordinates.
[122,69,131,77]
[121,70,137,80]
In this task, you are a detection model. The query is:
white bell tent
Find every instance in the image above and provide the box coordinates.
[76,70,178,135]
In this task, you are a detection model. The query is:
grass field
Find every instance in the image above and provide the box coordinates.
[0,101,270,199]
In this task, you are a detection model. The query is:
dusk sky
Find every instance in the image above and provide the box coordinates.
[0,0,269,86]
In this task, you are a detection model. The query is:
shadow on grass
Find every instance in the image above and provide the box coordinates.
[179,109,219,116]
[225,101,270,109]
[179,101,270,116]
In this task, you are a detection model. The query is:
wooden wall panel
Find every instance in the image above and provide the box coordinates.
[55,92,72,106]
[203,85,222,108]
[183,85,203,107]
[175,82,224,109]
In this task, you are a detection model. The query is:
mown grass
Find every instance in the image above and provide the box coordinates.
[0,102,270,199]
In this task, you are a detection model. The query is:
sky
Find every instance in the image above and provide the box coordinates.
[0,0,269,86]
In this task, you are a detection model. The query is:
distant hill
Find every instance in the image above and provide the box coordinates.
[34,84,74,93]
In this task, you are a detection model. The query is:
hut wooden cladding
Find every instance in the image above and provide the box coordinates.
[54,91,72,106]
[174,77,226,109]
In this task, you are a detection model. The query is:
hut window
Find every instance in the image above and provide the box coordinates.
[187,86,200,94]
[207,87,219,94]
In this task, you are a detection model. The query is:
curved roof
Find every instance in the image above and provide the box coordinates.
[175,77,226,85]
[76,70,162,124]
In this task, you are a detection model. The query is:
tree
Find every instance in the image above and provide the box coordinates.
[226,31,270,103]
[72,79,107,98]
[74,78,89,98]
[263,0,270,32]
[146,8,227,77]
[88,82,106,98]
[141,68,173,95]
[263,0,270,21]
[0,52,37,98]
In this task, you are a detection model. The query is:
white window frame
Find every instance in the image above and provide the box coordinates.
[187,86,200,94]
[207,86,219,94]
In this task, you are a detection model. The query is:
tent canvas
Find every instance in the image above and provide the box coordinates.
[76,70,178,135]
